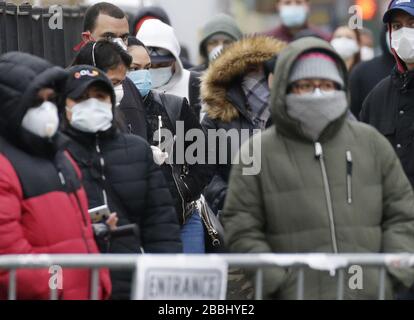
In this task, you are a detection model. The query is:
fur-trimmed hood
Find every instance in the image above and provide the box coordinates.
[201,36,286,123]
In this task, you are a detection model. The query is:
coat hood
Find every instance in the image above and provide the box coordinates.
[0,52,67,139]
[271,37,349,142]
[137,19,185,92]
[199,14,243,60]
[201,36,286,123]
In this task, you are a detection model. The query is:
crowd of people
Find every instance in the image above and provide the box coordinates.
[1,0,414,300]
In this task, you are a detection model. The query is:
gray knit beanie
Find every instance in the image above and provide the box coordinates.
[289,52,344,88]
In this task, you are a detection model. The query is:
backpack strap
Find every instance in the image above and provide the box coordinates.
[152,91,183,133]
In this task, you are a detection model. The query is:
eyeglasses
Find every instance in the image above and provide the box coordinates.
[291,80,337,94]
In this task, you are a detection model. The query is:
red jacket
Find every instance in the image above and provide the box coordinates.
[0,136,111,300]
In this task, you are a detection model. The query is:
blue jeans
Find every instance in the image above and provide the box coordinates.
[180,209,205,253]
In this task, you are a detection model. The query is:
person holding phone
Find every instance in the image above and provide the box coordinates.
[62,64,182,300]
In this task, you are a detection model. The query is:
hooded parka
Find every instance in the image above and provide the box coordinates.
[222,38,414,300]
[0,52,111,300]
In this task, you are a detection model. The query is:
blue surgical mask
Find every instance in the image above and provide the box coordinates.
[279,5,308,28]
[128,69,152,97]
[149,66,174,89]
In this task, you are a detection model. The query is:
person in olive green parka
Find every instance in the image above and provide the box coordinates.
[222,37,414,300]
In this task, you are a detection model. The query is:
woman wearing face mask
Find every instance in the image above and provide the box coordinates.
[0,52,111,300]
[127,37,214,255]
[62,65,182,300]
[72,40,148,138]
[331,26,362,72]
[222,37,414,300]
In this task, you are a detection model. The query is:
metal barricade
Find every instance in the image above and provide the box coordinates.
[0,253,413,300]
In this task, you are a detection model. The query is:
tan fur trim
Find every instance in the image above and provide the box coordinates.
[201,36,286,123]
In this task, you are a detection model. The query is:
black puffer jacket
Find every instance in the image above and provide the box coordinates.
[349,26,395,118]
[64,126,182,300]
[360,67,414,187]
[144,90,213,224]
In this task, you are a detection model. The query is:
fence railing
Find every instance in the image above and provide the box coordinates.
[0,1,88,67]
[1,253,414,300]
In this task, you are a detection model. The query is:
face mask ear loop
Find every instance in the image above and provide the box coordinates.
[92,42,97,67]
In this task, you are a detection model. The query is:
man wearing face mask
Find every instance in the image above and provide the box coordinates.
[361,0,414,189]
[222,37,414,300]
[62,65,182,299]
[72,40,149,138]
[264,0,331,43]
[75,2,147,138]
[191,14,243,73]
[137,19,202,121]
[0,52,111,300]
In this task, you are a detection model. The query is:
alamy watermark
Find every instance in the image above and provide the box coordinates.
[48,265,63,291]
[154,122,262,176]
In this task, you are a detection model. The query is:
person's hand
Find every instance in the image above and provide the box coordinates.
[105,212,118,231]
[151,146,169,165]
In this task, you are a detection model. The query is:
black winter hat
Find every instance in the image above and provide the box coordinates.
[64,65,115,108]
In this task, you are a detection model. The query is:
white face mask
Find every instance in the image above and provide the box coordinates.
[330,37,360,60]
[360,46,375,61]
[149,66,174,89]
[279,5,309,28]
[22,101,59,138]
[391,27,414,64]
[68,98,113,133]
[114,84,124,107]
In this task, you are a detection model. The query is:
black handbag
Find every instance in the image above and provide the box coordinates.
[197,195,226,253]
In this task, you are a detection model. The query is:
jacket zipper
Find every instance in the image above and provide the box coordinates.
[315,142,339,254]
[95,135,108,206]
[346,151,353,205]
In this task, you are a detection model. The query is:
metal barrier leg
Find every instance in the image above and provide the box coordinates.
[296,268,305,300]
[378,267,386,300]
[337,269,344,300]
[90,268,99,300]
[8,269,16,300]
[50,287,58,300]
[254,268,263,300]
